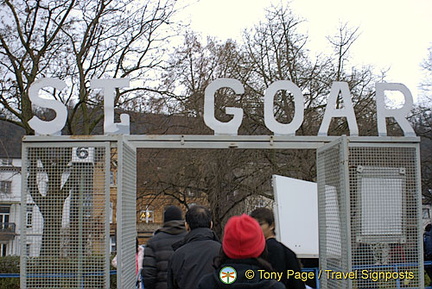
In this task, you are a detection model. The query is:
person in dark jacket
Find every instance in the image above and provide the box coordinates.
[424,224,432,286]
[250,207,305,289]
[167,205,221,289]
[198,214,285,289]
[142,205,187,289]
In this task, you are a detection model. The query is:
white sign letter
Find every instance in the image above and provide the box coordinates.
[28,78,67,135]
[90,78,130,135]
[264,80,304,135]
[318,82,359,136]
[376,83,415,137]
[204,78,244,135]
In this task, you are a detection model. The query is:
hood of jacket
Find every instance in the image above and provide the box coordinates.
[155,220,186,235]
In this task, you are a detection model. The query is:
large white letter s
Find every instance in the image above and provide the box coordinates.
[28,78,68,135]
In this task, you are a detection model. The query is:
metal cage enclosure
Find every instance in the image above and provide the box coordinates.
[19,138,136,289]
[18,135,423,289]
[317,137,423,289]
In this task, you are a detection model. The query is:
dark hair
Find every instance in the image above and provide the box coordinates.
[426,224,432,232]
[185,205,212,230]
[250,207,275,228]
[214,247,273,271]
[163,205,183,222]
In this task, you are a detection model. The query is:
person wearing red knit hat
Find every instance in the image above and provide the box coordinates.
[198,214,285,289]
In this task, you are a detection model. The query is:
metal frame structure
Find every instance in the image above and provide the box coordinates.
[19,135,423,289]
[116,138,137,289]
[317,136,424,289]
[20,139,113,289]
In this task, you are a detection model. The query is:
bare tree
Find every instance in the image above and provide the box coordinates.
[0,0,177,135]
[143,5,387,233]
[411,47,432,201]
[411,106,432,202]
[0,0,177,262]
[137,148,276,236]
[420,46,432,99]
[325,22,381,136]
[327,22,360,81]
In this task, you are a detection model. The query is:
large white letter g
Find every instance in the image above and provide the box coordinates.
[204,78,244,135]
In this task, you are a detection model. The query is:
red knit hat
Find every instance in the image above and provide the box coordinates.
[222,214,266,259]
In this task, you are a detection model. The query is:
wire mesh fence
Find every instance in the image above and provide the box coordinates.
[317,138,349,289]
[21,143,110,288]
[19,136,422,289]
[115,140,137,289]
[317,138,423,289]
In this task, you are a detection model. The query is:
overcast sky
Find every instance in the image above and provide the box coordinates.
[175,0,432,102]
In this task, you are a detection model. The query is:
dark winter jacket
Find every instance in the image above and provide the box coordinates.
[142,220,187,289]
[266,238,305,289]
[167,227,221,289]
[198,258,285,289]
[425,230,432,260]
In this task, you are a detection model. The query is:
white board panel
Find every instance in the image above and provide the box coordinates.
[273,175,319,258]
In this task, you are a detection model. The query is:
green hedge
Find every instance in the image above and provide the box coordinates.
[0,255,117,289]
[0,256,19,289]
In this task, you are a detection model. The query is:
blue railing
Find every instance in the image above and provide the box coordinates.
[0,270,117,278]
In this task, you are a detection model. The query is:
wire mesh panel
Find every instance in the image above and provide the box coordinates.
[317,138,351,289]
[317,137,423,289]
[349,142,423,289]
[116,139,137,289]
[21,141,110,289]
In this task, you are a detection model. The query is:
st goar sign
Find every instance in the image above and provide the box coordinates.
[28,78,415,137]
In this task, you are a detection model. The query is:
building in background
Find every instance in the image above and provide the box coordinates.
[0,158,21,256]
[0,158,45,257]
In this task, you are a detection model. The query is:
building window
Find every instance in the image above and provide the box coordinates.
[187,188,195,197]
[0,181,12,194]
[110,236,116,254]
[109,202,113,224]
[110,171,116,187]
[140,206,154,223]
[0,244,6,257]
[26,206,33,228]
[0,205,10,227]
[423,208,431,219]
[256,199,266,208]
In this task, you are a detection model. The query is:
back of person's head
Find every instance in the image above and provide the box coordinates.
[185,205,212,230]
[222,214,265,259]
[426,224,432,232]
[164,205,183,223]
[250,207,275,227]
